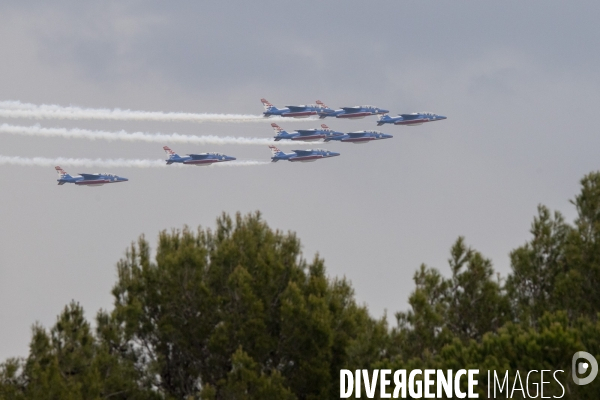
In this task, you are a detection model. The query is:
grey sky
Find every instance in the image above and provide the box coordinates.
[1,1,599,360]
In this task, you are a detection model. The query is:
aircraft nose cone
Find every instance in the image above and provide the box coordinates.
[383,134,393,139]
[330,152,340,157]
[380,109,389,114]
[438,115,447,120]
[229,156,237,161]
[119,177,129,182]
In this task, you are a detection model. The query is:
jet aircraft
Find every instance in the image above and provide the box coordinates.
[271,123,343,141]
[377,112,447,126]
[261,98,321,118]
[163,146,236,166]
[269,145,340,163]
[315,100,388,119]
[323,130,393,144]
[55,166,128,186]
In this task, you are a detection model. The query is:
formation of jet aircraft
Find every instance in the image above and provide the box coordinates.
[269,145,340,163]
[377,112,447,126]
[163,146,236,166]
[261,99,447,126]
[53,100,447,186]
[55,166,128,186]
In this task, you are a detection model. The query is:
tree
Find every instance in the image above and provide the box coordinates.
[506,205,569,325]
[0,302,156,400]
[507,172,600,323]
[110,211,383,399]
[393,238,510,361]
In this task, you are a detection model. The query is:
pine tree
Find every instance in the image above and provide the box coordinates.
[110,211,381,399]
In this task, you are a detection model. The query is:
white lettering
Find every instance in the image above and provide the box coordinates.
[526,370,539,398]
[340,370,353,398]
[455,369,466,399]
[541,370,550,398]
[363,369,379,398]
[553,370,565,399]
[493,371,509,397]
[511,370,525,398]
[468,369,479,398]
[424,369,435,398]
[339,368,564,399]
[438,370,453,398]
[409,369,423,398]
[393,370,406,398]
[380,369,391,398]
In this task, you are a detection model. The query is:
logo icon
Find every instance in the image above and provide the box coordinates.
[572,351,598,385]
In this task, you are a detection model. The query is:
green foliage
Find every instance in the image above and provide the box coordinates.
[110,211,381,399]
[206,348,296,400]
[393,237,510,361]
[0,302,156,400]
[506,205,569,325]
[507,172,600,323]
[385,172,600,398]
[5,172,600,399]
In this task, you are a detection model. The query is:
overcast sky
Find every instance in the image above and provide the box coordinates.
[1,1,600,360]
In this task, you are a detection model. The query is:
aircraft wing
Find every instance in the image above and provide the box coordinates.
[341,107,362,113]
[79,173,101,180]
[346,132,367,137]
[287,105,308,112]
[399,114,419,120]
[296,129,318,135]
[292,150,313,156]
[187,154,209,160]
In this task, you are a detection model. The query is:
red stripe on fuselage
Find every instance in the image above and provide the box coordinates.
[289,155,323,162]
[282,111,317,117]
[183,160,220,165]
[337,112,371,119]
[292,135,325,141]
[395,119,428,125]
[342,137,375,142]
[75,180,110,185]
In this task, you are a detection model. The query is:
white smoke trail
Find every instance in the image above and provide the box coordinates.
[0,123,315,146]
[0,100,317,123]
[0,156,270,169]
[0,155,165,168]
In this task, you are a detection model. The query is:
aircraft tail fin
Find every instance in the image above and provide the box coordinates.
[55,166,71,179]
[316,100,329,109]
[269,145,284,158]
[261,98,274,110]
[271,123,284,134]
[271,123,286,141]
[163,146,179,157]
[377,113,390,126]
[163,146,182,164]
[317,100,334,118]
